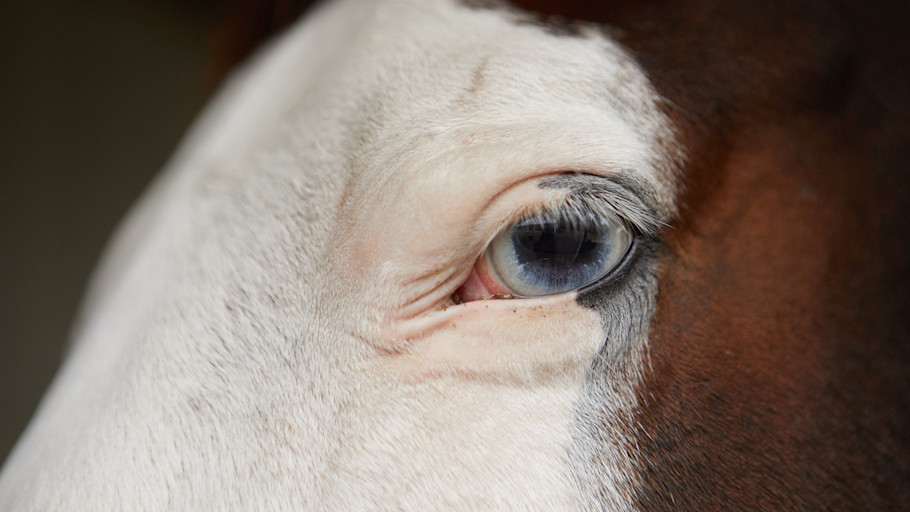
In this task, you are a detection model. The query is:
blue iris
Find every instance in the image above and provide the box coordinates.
[487,213,631,297]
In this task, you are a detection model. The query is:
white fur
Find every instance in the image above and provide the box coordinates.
[0,0,678,509]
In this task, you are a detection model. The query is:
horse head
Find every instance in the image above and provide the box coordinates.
[2,0,908,509]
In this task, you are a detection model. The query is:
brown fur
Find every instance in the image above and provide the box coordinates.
[222,0,910,508]
[505,0,910,509]
[214,0,318,80]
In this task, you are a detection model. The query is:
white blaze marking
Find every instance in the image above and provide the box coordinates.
[0,0,677,510]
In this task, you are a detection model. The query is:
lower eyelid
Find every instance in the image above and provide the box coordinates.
[455,253,514,302]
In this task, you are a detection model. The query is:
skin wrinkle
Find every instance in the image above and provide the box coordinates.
[534,3,905,512]
[468,1,910,511]
[22,1,905,510]
[0,1,679,510]
[194,0,910,510]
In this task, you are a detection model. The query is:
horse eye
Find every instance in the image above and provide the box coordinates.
[485,211,633,297]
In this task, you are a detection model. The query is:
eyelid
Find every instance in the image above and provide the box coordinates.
[456,174,651,302]
[535,173,663,238]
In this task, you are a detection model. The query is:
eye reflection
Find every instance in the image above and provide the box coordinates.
[486,212,632,297]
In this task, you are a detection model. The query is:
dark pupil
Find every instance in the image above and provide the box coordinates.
[511,222,603,272]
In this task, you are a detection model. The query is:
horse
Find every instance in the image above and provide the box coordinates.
[1,0,908,509]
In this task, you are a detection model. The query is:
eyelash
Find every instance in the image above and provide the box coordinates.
[457,182,650,301]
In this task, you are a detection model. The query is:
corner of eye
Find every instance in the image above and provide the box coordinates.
[450,252,520,303]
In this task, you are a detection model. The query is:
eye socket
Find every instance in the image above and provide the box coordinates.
[484,210,633,297]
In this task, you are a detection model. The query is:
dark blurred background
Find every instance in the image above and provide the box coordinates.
[0,0,221,465]
[0,0,317,466]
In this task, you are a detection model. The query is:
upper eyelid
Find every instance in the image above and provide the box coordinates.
[536,172,663,237]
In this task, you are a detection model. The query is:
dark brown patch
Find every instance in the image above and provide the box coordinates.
[462,0,588,36]
[640,119,910,510]
[471,0,910,509]
[619,2,910,509]
[213,0,320,80]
